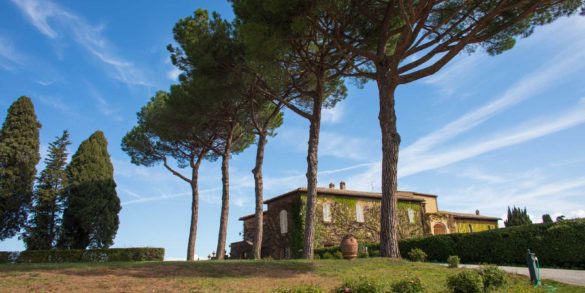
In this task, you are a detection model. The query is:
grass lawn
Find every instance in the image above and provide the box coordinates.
[0,258,582,292]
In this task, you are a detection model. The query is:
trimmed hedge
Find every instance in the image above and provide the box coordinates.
[313,219,585,269]
[400,219,585,269]
[315,243,380,259]
[3,248,164,263]
[0,251,20,264]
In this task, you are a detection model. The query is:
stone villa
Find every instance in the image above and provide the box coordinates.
[230,182,499,259]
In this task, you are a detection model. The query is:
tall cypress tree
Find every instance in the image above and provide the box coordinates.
[0,96,41,240]
[504,206,532,227]
[542,214,554,225]
[23,131,70,250]
[59,131,121,249]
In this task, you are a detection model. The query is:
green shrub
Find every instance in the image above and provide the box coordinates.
[314,246,341,259]
[446,270,483,293]
[399,219,585,269]
[447,256,460,268]
[315,243,381,259]
[322,252,334,259]
[272,285,324,293]
[479,265,507,291]
[0,251,20,264]
[336,276,387,293]
[391,277,425,293]
[369,249,380,257]
[16,248,164,263]
[407,248,427,262]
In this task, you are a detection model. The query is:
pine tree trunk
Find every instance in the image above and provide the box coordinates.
[216,131,233,260]
[252,133,267,259]
[49,203,56,249]
[186,161,201,261]
[377,76,401,259]
[302,90,323,260]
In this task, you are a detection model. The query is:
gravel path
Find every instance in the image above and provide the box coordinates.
[458,264,585,287]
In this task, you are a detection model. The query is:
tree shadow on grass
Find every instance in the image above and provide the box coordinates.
[2,260,317,279]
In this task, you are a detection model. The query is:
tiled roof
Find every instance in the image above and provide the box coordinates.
[439,211,501,221]
[263,187,436,204]
[238,211,267,221]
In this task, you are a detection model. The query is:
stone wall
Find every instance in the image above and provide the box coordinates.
[311,195,426,249]
[264,194,300,259]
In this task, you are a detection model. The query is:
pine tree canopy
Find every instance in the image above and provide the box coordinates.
[0,96,41,240]
[60,131,121,249]
[23,130,71,250]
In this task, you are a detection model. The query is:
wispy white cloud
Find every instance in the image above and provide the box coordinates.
[10,0,63,38]
[435,167,585,225]
[35,79,56,86]
[167,67,181,81]
[280,128,370,161]
[0,36,25,70]
[422,54,484,96]
[403,45,585,160]
[35,95,78,117]
[400,101,585,177]
[121,189,144,200]
[344,98,585,192]
[488,177,585,209]
[322,102,345,124]
[319,131,369,160]
[86,82,123,121]
[442,167,508,184]
[10,0,151,87]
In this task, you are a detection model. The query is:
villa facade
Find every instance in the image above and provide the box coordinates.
[230,182,499,259]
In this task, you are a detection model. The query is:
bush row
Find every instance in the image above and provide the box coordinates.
[314,243,380,259]
[400,219,585,269]
[0,248,164,264]
[0,251,20,264]
[313,219,585,269]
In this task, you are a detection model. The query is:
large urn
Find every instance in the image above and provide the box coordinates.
[340,235,358,260]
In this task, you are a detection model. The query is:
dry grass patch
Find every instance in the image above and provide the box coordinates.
[0,259,582,292]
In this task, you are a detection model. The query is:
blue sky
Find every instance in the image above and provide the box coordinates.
[1,0,584,260]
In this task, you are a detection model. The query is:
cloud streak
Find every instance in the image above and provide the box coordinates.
[35,95,79,117]
[403,44,585,160]
[86,82,123,121]
[10,0,151,87]
[0,36,25,70]
[400,100,585,177]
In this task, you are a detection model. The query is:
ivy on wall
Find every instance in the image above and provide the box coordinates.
[396,201,425,239]
[456,221,495,233]
[304,196,426,250]
[290,195,305,258]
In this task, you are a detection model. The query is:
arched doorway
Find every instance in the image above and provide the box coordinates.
[433,223,447,235]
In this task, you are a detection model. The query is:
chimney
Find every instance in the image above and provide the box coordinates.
[339,181,346,190]
[329,182,335,189]
[475,209,480,216]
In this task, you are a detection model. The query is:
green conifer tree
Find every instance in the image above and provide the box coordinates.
[23,131,71,250]
[504,206,533,227]
[0,96,41,240]
[59,131,121,249]
[542,214,554,225]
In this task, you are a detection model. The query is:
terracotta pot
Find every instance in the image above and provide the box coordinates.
[340,235,358,260]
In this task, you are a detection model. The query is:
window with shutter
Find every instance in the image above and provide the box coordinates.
[356,204,364,223]
[323,203,331,222]
[407,208,415,224]
[280,210,287,234]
